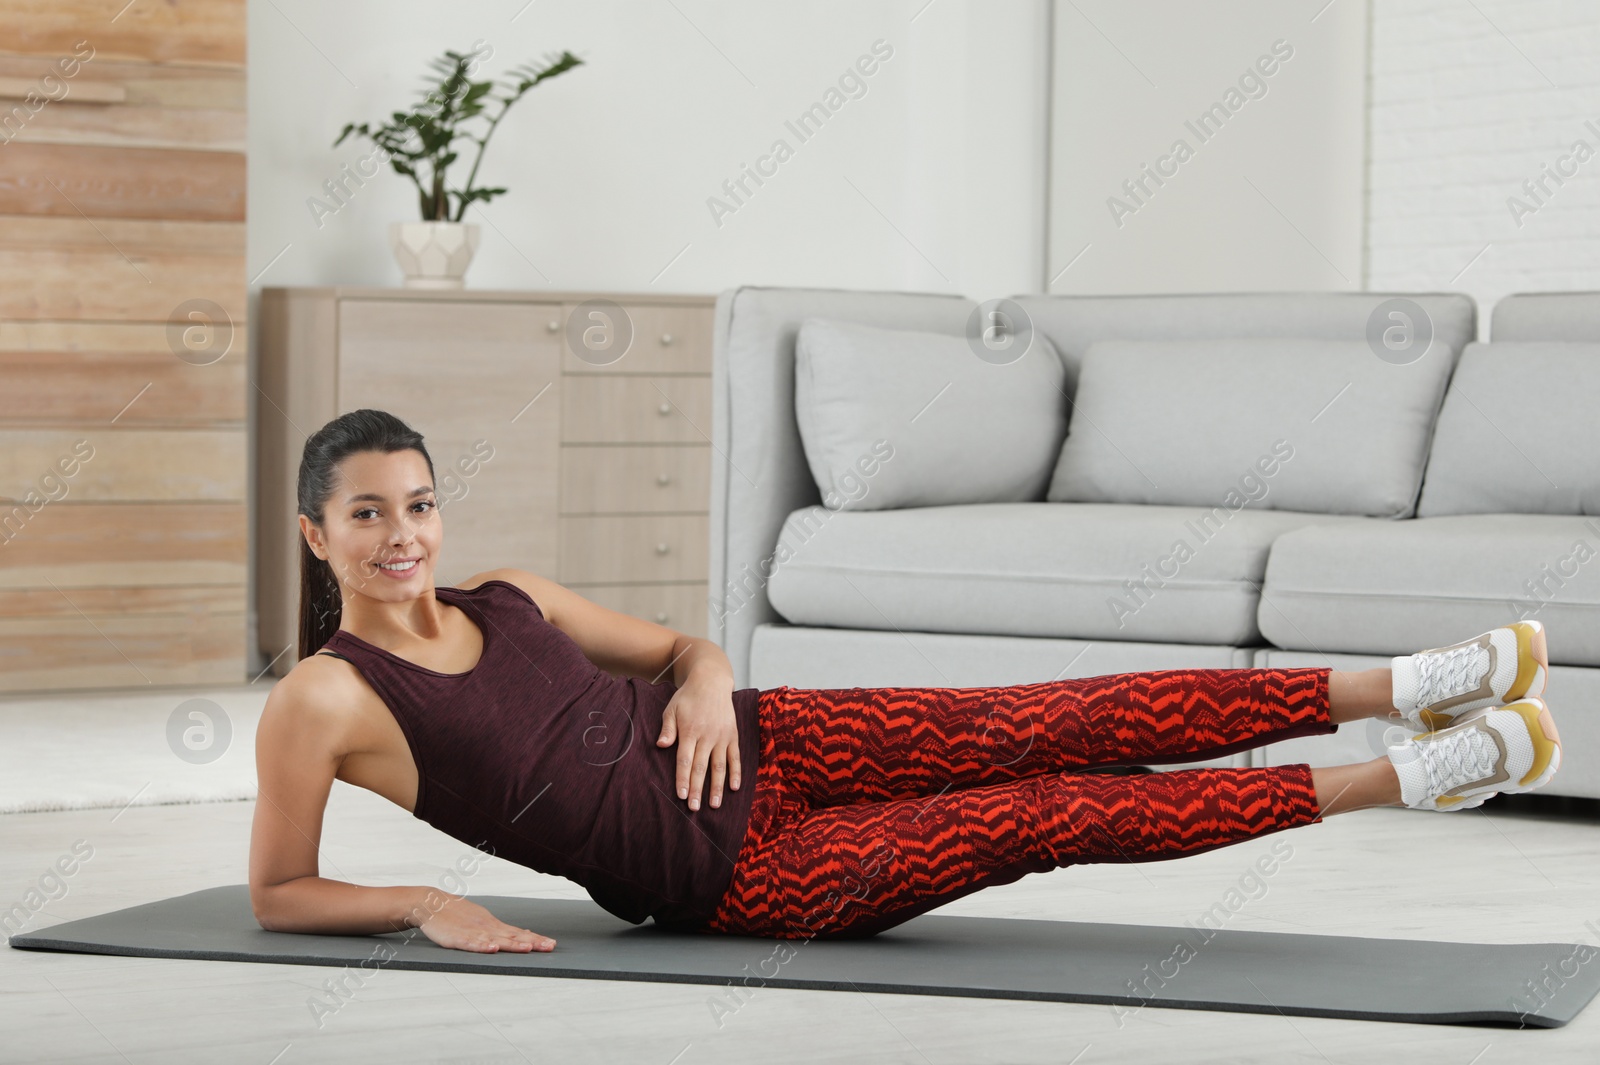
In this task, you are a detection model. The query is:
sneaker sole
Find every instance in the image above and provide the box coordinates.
[1417,620,1548,731]
[1433,697,1561,809]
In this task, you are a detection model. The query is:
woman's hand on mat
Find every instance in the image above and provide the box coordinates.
[413,894,555,953]
[657,676,741,811]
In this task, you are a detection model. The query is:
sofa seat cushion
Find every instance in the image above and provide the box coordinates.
[1259,514,1600,665]
[764,501,1360,646]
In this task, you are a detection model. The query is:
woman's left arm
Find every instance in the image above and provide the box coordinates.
[467,569,742,811]
[657,635,742,812]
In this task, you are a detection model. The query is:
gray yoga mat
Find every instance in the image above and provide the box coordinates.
[10,885,1597,1027]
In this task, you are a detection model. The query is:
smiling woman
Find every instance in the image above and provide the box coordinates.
[250,408,1562,958]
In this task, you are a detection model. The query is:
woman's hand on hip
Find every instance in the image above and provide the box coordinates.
[658,677,740,811]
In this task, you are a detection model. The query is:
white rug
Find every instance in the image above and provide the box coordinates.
[0,685,267,814]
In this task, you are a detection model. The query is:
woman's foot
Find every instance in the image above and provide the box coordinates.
[1391,620,1548,729]
[1385,697,1562,811]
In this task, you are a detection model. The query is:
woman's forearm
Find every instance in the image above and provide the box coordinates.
[253,876,446,935]
[670,636,735,693]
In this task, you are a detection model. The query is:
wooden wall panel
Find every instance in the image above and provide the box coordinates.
[0,1,245,67]
[0,497,247,690]
[0,350,244,426]
[0,583,243,618]
[0,249,246,322]
[0,0,247,692]
[2,100,244,152]
[0,56,246,110]
[0,613,247,689]
[0,501,246,587]
[0,248,246,322]
[0,215,245,254]
[0,143,245,220]
[0,318,245,428]
[0,430,245,500]
[0,320,207,351]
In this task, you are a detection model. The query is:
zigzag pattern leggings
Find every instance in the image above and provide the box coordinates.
[699,668,1335,939]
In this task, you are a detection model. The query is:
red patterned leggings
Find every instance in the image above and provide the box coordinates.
[699,668,1335,940]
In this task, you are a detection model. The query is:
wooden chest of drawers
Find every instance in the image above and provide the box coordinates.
[255,287,715,678]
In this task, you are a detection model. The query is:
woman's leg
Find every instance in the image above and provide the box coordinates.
[765,667,1360,809]
[703,759,1373,940]
[1310,757,1402,816]
[1328,668,1400,724]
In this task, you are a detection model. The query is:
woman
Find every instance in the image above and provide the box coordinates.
[250,410,1564,953]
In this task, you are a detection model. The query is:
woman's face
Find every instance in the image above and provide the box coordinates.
[301,449,441,605]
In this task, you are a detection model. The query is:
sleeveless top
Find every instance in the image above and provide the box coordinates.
[315,579,763,929]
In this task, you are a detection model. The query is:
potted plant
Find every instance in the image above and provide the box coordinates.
[335,44,584,288]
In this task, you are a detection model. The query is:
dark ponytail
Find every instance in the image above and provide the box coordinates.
[297,409,434,661]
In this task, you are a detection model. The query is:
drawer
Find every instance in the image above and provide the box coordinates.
[560,445,711,513]
[559,514,709,583]
[560,376,710,444]
[560,301,711,374]
[568,582,710,639]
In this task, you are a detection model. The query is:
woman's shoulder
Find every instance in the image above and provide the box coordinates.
[268,650,377,730]
[456,569,546,617]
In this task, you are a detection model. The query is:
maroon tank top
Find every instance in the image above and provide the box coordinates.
[316,579,762,928]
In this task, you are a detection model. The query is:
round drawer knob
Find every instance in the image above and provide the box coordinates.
[546,320,560,332]
[660,332,675,346]
[656,473,671,486]
[657,402,672,415]
[655,611,669,623]
[655,542,670,555]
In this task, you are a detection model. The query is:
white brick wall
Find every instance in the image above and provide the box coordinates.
[1369,0,1600,338]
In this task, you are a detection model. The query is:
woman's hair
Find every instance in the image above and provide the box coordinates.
[296,408,434,661]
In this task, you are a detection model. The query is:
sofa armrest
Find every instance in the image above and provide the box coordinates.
[707,285,977,687]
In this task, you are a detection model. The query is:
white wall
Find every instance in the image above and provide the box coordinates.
[1046,0,1368,294]
[246,0,1051,301]
[1368,0,1600,340]
[248,0,1600,346]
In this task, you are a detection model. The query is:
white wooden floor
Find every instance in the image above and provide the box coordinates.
[3,724,1599,1063]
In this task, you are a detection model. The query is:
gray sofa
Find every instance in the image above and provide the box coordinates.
[706,288,1600,799]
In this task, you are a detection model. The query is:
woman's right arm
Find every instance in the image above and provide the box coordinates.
[249,670,422,934]
[248,671,554,951]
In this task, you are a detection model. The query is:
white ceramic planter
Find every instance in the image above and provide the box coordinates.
[388,221,482,289]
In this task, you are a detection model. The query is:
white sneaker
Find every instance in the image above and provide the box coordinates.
[1385,698,1562,812]
[1391,621,1548,730]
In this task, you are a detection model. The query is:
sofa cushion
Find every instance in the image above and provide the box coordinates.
[1417,341,1600,517]
[1492,292,1600,342]
[1258,514,1600,666]
[765,501,1358,646]
[1011,292,1478,394]
[1046,338,1457,517]
[750,624,1249,690]
[793,317,1067,510]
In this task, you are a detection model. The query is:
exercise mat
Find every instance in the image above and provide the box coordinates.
[10,885,1597,1027]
